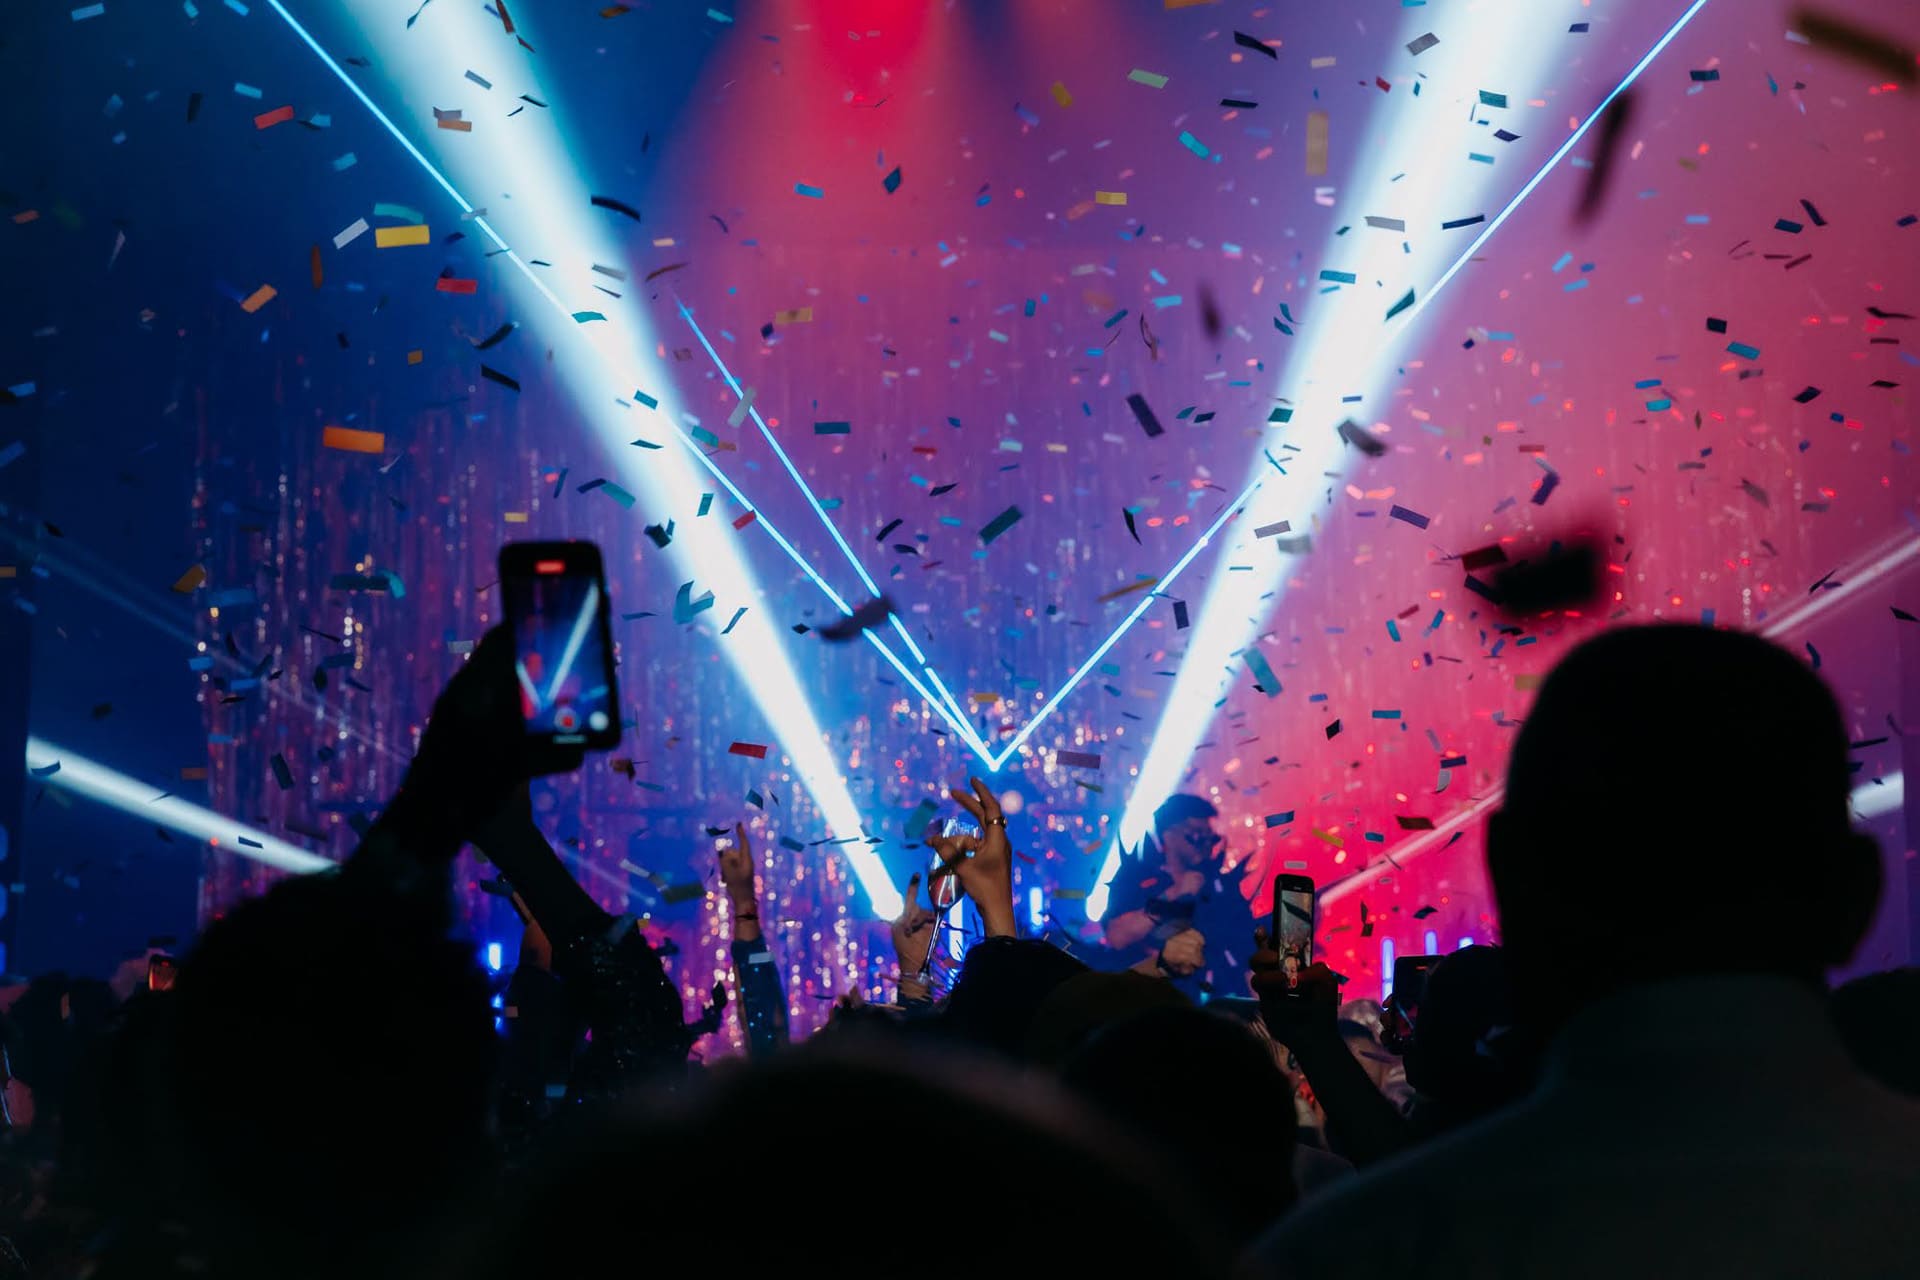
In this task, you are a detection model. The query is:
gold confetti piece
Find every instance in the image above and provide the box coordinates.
[407,349,424,365]
[0,567,17,579]
[1163,0,1216,7]
[172,565,207,594]
[772,307,813,324]
[1050,81,1073,107]
[239,284,277,313]
[1309,55,1337,69]
[1515,672,1545,691]
[1095,576,1159,602]
[1306,110,1329,176]
[180,766,207,781]
[436,117,472,132]
[1094,190,1128,205]
[1064,200,1096,221]
[503,512,529,524]
[970,692,1003,706]
[322,425,385,454]
[309,244,323,289]
[373,224,431,248]
[651,236,676,247]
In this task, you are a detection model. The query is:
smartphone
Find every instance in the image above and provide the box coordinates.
[147,953,177,993]
[1271,874,1315,989]
[499,541,621,749]
[926,816,980,911]
[1383,953,1442,1054]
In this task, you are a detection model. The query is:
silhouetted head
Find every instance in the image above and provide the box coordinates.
[1830,967,1920,1096]
[1025,969,1191,1065]
[173,870,495,1278]
[1061,1006,1298,1248]
[1403,945,1530,1117]
[941,937,1089,1060]
[465,1044,1226,1277]
[1154,793,1222,869]
[1489,625,1879,1026]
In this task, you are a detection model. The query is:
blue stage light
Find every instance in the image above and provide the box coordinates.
[1092,0,1714,921]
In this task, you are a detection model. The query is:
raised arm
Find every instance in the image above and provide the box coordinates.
[718,822,787,1059]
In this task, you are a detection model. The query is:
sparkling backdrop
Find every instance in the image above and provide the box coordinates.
[8,0,1916,1035]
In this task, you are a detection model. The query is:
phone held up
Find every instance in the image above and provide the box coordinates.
[1382,953,1442,1055]
[498,541,622,751]
[147,952,178,993]
[1271,874,1316,995]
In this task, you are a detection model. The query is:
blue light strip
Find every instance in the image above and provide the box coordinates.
[1390,0,1711,334]
[986,472,1264,770]
[1088,0,1715,916]
[269,0,1282,775]
[263,0,998,764]
[675,301,989,748]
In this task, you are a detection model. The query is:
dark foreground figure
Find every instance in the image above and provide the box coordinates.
[0,624,1912,1279]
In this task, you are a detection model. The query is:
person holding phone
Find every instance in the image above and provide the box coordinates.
[1101,793,1253,997]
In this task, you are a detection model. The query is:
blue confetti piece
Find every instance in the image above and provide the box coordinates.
[1177,130,1210,158]
[234,82,263,98]
[1319,269,1356,284]
[1264,811,1295,828]
[1243,647,1282,697]
[1727,341,1760,360]
[332,152,357,171]
[794,182,824,199]
[633,389,658,409]
[979,505,1023,545]
[71,3,105,19]
[571,311,606,323]
[1388,504,1430,529]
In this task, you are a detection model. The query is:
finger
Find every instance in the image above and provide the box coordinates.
[947,785,986,822]
[903,872,921,913]
[969,777,1003,820]
[735,821,749,854]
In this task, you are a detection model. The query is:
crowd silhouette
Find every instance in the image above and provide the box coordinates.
[0,624,1913,1278]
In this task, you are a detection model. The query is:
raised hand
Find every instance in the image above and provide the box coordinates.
[1250,926,1340,1041]
[892,872,939,993]
[719,822,756,902]
[926,777,1017,937]
[719,822,761,942]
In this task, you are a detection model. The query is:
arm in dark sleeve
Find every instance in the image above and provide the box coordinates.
[729,936,787,1060]
[1281,1025,1416,1167]
[473,816,612,945]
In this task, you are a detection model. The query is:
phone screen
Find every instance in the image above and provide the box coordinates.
[501,543,620,748]
[1273,878,1315,980]
[926,816,979,911]
[147,954,177,992]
